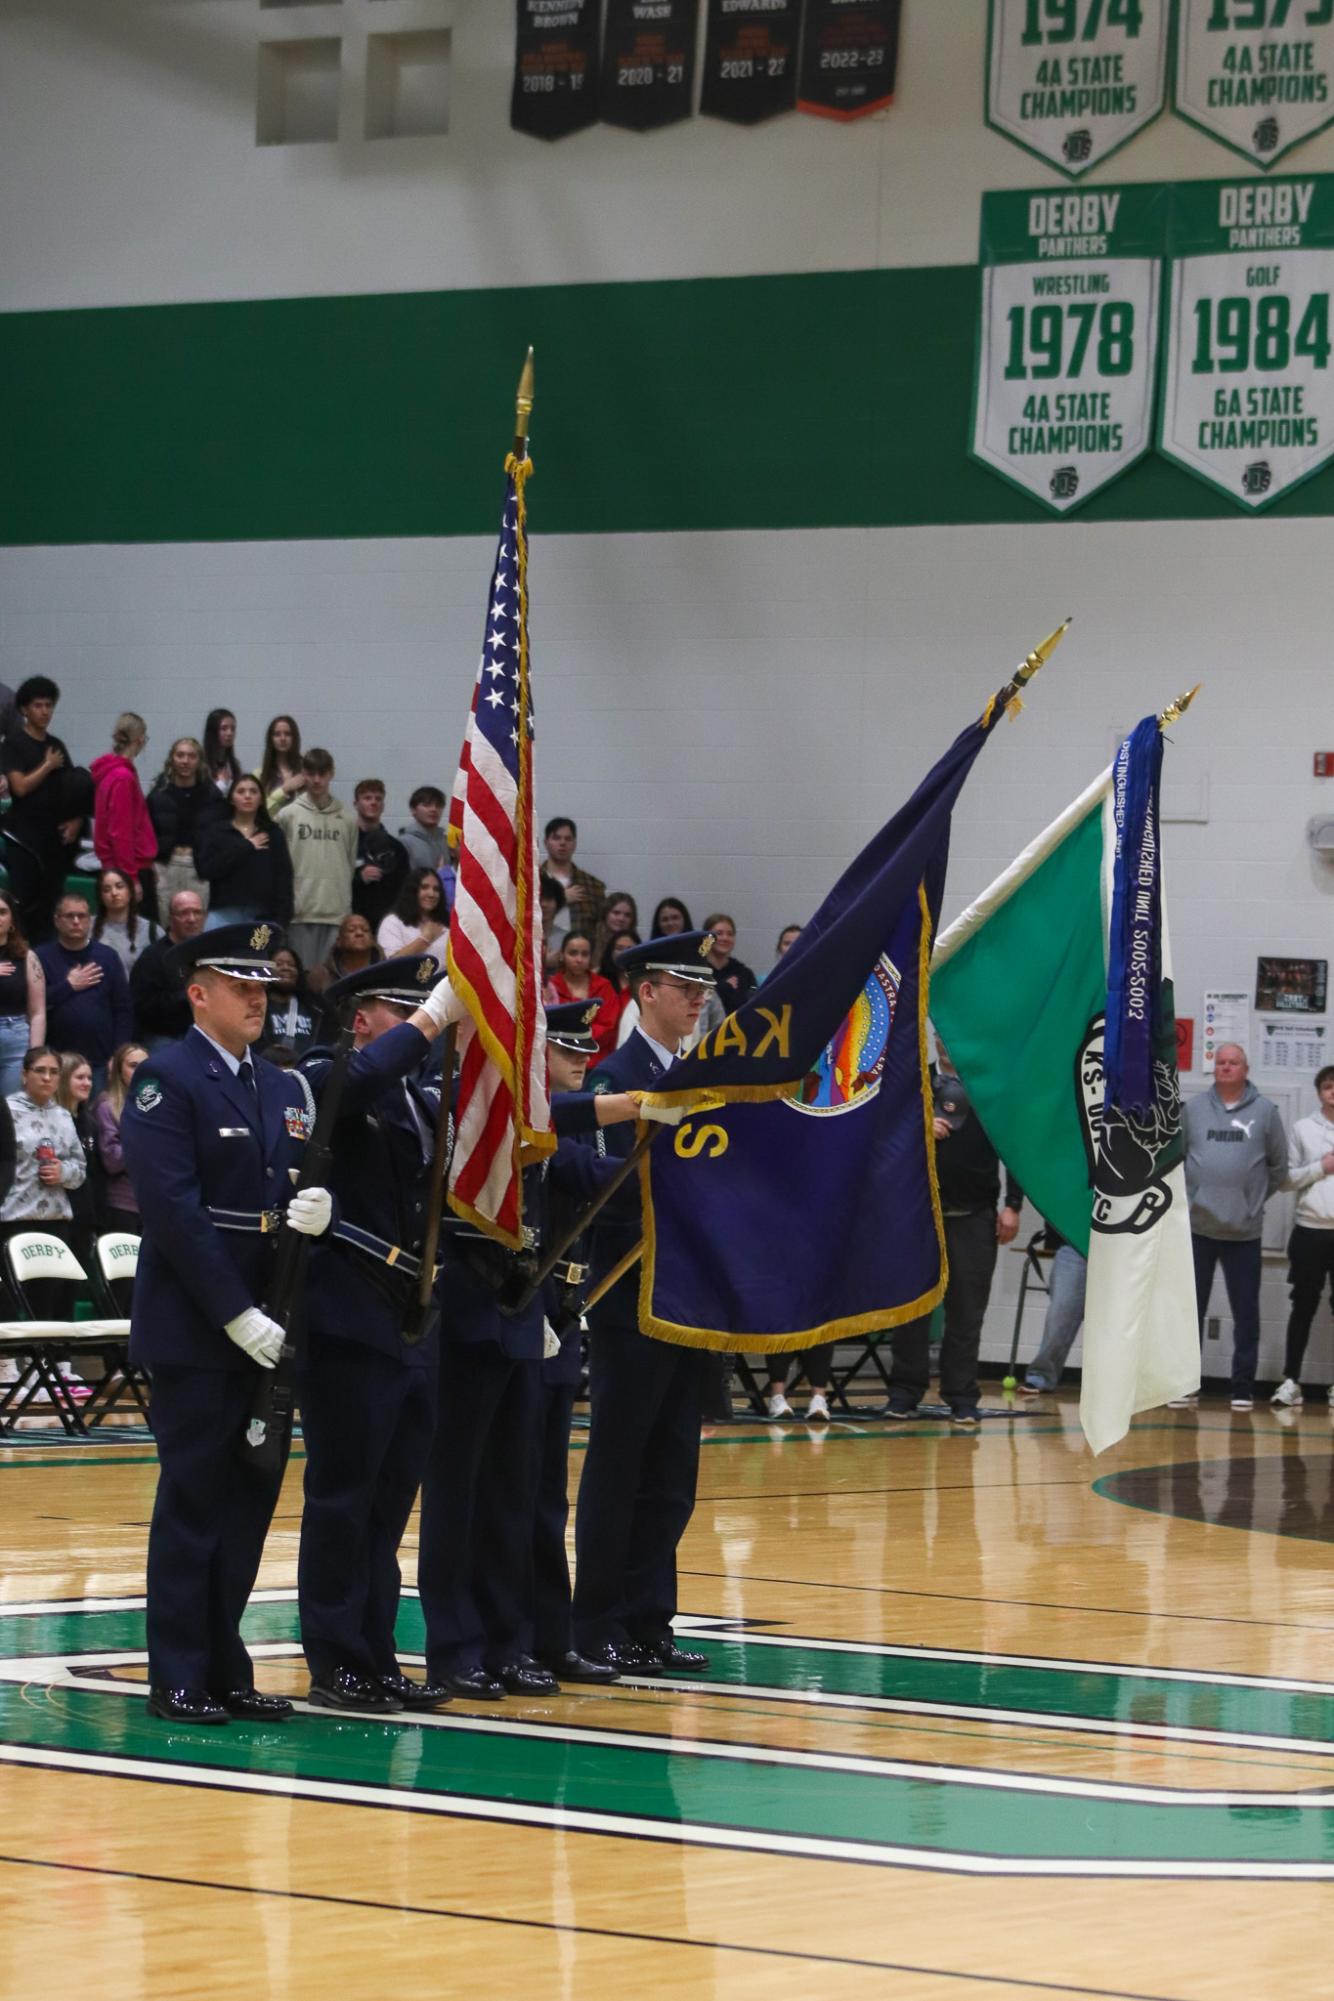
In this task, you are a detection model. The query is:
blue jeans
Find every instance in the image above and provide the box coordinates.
[1192,1233,1262,1398]
[1025,1245,1088,1389]
[0,1014,29,1100]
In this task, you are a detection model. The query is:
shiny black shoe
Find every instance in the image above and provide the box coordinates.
[650,1639,710,1673]
[217,1688,294,1722]
[378,1672,452,1711]
[497,1658,561,1697]
[539,1649,619,1686]
[440,1666,506,1700]
[605,1641,665,1676]
[146,1686,229,1726]
[308,1665,402,1714]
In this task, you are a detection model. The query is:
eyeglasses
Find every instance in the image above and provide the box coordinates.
[28,1066,59,1078]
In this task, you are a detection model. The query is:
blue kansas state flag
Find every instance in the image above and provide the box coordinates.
[640,716,997,1352]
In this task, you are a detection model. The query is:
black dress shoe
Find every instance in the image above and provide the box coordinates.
[378,1672,452,1711]
[651,1639,710,1672]
[539,1649,619,1685]
[308,1665,402,1713]
[217,1688,294,1722]
[440,1667,506,1700]
[497,1659,561,1697]
[146,1686,229,1725]
[605,1641,665,1675]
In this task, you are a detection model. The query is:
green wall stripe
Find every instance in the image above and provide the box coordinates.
[8,270,1334,546]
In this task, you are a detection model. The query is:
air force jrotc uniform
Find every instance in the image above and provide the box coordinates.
[122,923,314,1709]
[572,934,714,1673]
[297,955,446,1712]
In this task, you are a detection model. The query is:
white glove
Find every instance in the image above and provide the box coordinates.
[635,1097,687,1126]
[542,1319,562,1361]
[285,1186,333,1237]
[224,1307,285,1369]
[419,977,467,1031]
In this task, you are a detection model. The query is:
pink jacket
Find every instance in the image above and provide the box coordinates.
[90,753,157,878]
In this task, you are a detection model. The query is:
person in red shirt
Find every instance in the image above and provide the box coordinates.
[90,713,159,922]
[546,931,618,1063]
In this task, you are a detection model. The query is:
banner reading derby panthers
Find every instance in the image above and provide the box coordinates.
[512,0,602,140]
[986,0,1169,179]
[1176,0,1334,170]
[641,874,945,1352]
[601,0,696,130]
[971,182,1167,515]
[1158,172,1334,508]
[797,0,901,120]
[700,0,802,124]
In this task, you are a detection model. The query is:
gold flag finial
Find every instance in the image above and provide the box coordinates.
[1159,683,1201,731]
[512,346,535,459]
[1013,616,1072,688]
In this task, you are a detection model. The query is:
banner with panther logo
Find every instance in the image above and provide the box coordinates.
[700,0,801,124]
[601,0,696,130]
[986,0,1169,178]
[1158,172,1334,508]
[1175,0,1334,170]
[511,0,602,140]
[970,182,1167,515]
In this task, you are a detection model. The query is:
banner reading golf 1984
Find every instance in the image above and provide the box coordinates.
[971,183,1167,514]
[1158,173,1334,508]
[986,0,1169,178]
[1175,0,1334,170]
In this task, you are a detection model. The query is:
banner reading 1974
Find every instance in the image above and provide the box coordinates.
[1175,0,1334,170]
[1159,173,1334,508]
[986,0,1170,179]
[970,184,1166,514]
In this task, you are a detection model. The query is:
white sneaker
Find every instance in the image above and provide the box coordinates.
[1230,1398,1254,1412]
[765,1393,793,1420]
[806,1392,831,1422]
[1271,1378,1303,1407]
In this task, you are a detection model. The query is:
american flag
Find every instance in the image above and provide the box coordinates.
[446,456,554,1246]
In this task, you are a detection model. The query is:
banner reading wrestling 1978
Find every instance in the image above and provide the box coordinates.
[1158,173,1334,507]
[970,184,1166,514]
[1175,0,1334,170]
[986,0,1169,178]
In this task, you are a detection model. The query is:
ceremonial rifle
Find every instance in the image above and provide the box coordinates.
[240,1026,356,1477]
[498,1121,659,1316]
[406,1022,458,1344]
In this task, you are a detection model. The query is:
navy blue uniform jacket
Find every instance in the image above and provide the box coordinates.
[121,1028,313,1371]
[300,1021,441,1366]
[586,1029,664,1327]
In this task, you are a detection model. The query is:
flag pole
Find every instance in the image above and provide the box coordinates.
[983,617,1071,724]
[418,347,536,1313]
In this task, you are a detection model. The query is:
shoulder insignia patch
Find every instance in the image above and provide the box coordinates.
[590,1075,612,1095]
[135,1079,162,1113]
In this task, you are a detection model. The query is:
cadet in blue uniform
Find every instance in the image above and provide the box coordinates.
[529,1002,623,1686]
[121,922,335,1726]
[417,1020,648,1699]
[296,954,464,1715]
[573,932,714,1676]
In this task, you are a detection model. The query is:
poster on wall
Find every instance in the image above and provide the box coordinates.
[797,0,901,120]
[1255,953,1328,1010]
[1158,173,1334,509]
[1255,1018,1329,1069]
[985,0,1170,179]
[970,183,1166,514]
[601,0,697,130]
[700,0,801,123]
[1175,0,1334,170]
[512,0,603,140]
[1202,988,1251,1063]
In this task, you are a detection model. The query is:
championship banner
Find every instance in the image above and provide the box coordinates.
[970,182,1167,514]
[986,0,1169,179]
[797,0,901,121]
[512,0,602,141]
[1175,0,1334,170]
[1158,172,1334,509]
[601,0,697,130]
[700,0,801,124]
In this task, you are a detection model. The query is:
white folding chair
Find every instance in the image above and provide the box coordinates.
[0,1232,128,1436]
[83,1232,150,1427]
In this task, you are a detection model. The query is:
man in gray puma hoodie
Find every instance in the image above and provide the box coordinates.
[1182,1043,1288,1408]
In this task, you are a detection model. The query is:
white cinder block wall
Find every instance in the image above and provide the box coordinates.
[3,1,1333,1376]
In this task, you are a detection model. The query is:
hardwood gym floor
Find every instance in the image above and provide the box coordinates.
[1,1398,1331,1999]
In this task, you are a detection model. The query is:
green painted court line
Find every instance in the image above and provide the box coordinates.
[1,1684,1331,1876]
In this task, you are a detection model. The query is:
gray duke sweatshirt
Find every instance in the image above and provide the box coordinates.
[1182,1081,1287,1241]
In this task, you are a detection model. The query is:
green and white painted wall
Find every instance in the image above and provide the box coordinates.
[3,0,1333,1369]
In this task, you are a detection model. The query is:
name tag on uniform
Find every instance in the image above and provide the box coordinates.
[218,1126,252,1138]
